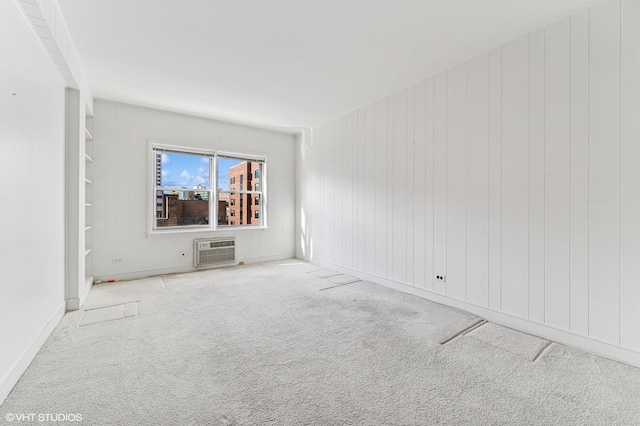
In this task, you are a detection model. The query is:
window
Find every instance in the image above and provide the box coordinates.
[255,183,260,191]
[217,154,265,227]
[152,148,212,229]
[255,169,260,179]
[150,143,266,232]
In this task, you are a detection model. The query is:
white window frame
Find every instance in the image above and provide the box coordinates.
[216,151,267,229]
[147,141,268,235]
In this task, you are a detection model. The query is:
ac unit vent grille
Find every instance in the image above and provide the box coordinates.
[194,237,236,268]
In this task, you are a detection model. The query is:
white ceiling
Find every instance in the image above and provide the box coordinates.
[58,0,595,131]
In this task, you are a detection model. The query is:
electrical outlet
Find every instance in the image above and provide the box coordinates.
[435,274,446,282]
[179,252,188,258]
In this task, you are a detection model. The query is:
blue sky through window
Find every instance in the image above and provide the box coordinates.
[217,158,243,190]
[160,152,210,189]
[160,153,245,190]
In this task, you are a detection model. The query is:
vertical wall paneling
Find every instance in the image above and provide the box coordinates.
[349,114,356,267]
[324,123,333,262]
[447,63,468,300]
[345,113,354,268]
[545,18,572,329]
[357,108,367,271]
[392,89,408,283]
[297,0,640,365]
[528,29,546,323]
[322,124,330,261]
[317,125,325,260]
[364,104,377,274]
[588,0,621,344]
[425,78,436,291]
[322,122,329,262]
[375,98,388,277]
[386,99,394,277]
[433,72,448,294]
[569,8,590,336]
[620,0,640,351]
[334,117,344,264]
[407,86,416,285]
[311,126,319,261]
[466,53,490,307]
[413,80,427,288]
[488,47,503,310]
[501,35,530,318]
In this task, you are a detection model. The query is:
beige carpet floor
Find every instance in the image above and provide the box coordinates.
[1,259,639,425]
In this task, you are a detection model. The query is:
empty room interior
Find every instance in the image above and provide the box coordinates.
[2,0,640,424]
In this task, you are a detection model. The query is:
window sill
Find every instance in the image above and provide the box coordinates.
[146,225,268,238]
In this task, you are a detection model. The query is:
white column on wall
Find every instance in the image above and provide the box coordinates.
[64,89,86,311]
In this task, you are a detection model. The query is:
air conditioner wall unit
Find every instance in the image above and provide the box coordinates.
[194,237,236,268]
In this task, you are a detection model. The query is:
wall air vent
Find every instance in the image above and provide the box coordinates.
[194,237,236,268]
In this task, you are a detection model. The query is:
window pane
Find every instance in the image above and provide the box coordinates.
[217,191,230,225]
[216,156,263,228]
[219,193,261,226]
[156,190,209,227]
[157,151,210,189]
[217,157,262,192]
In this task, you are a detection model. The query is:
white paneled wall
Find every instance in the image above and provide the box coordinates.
[92,100,295,280]
[297,0,640,365]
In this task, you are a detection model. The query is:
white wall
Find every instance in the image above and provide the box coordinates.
[0,0,66,403]
[297,0,640,366]
[91,100,296,280]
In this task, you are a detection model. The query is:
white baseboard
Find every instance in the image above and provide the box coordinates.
[94,253,296,283]
[0,301,65,405]
[65,298,80,311]
[309,257,640,368]
[242,252,295,264]
[65,281,91,311]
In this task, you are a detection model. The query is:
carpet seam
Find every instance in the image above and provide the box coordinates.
[318,280,362,291]
[440,319,488,345]
[79,314,139,327]
[83,300,141,311]
[532,341,554,363]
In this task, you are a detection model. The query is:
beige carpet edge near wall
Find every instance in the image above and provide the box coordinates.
[2,260,639,425]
